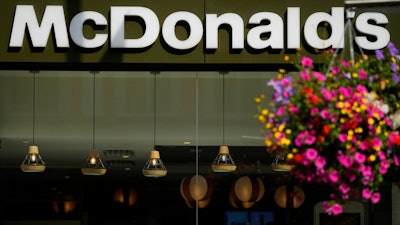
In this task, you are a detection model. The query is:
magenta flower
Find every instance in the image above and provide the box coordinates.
[301,56,313,67]
[315,156,326,169]
[310,107,319,116]
[300,70,311,81]
[337,154,353,168]
[354,152,366,164]
[358,68,368,79]
[320,109,330,120]
[331,203,343,216]
[313,71,326,82]
[362,188,371,199]
[338,134,347,143]
[371,192,381,204]
[305,148,318,160]
[395,155,400,166]
[329,170,339,183]
[321,89,334,101]
[339,183,350,194]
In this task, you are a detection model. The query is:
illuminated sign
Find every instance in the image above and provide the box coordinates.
[9,5,390,52]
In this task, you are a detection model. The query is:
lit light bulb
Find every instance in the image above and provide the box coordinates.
[151,159,157,166]
[30,154,37,162]
[89,157,97,165]
[221,154,227,162]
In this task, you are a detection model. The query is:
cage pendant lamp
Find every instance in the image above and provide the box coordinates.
[81,72,107,176]
[211,74,237,172]
[143,73,167,178]
[21,71,46,172]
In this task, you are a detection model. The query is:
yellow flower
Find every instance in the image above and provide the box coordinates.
[261,109,269,115]
[337,101,344,108]
[286,153,294,160]
[285,129,292,134]
[369,154,376,162]
[279,68,286,73]
[266,123,272,129]
[376,126,381,134]
[265,139,272,147]
[284,55,290,61]
[258,115,266,123]
[254,97,262,103]
[368,118,374,125]
[352,72,358,78]
[355,127,363,133]
[278,124,285,132]
[292,148,298,153]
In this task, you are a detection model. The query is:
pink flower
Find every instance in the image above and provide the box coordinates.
[331,203,343,216]
[371,192,381,204]
[276,106,285,116]
[372,137,382,149]
[359,140,369,150]
[341,60,350,68]
[339,183,350,194]
[362,188,371,199]
[395,155,400,166]
[310,107,319,116]
[305,148,318,160]
[315,156,326,168]
[356,85,367,93]
[329,170,339,183]
[321,89,334,101]
[320,109,330,120]
[337,154,353,168]
[331,66,340,75]
[359,165,372,176]
[358,68,368,79]
[300,70,311,81]
[338,134,347,143]
[313,71,326,82]
[338,87,352,98]
[354,152,366,164]
[301,56,313,67]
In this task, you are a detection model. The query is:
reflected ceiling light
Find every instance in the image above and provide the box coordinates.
[21,71,46,172]
[82,72,107,176]
[143,72,167,178]
[114,187,138,206]
[212,73,236,172]
[230,176,264,209]
[274,185,305,208]
[180,175,213,208]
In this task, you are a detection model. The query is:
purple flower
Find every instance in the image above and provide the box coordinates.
[393,73,400,84]
[375,49,384,60]
[388,42,399,56]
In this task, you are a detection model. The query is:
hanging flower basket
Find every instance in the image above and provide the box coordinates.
[255,42,400,215]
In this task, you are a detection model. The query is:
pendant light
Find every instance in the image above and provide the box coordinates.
[142,73,167,178]
[21,71,46,172]
[211,73,237,172]
[81,72,107,176]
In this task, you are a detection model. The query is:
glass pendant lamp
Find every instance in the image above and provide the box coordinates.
[211,73,236,172]
[143,73,167,178]
[81,72,107,176]
[21,71,46,172]
[82,149,107,176]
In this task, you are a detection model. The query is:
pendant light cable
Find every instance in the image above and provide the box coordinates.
[92,72,96,150]
[153,72,157,148]
[32,71,36,145]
